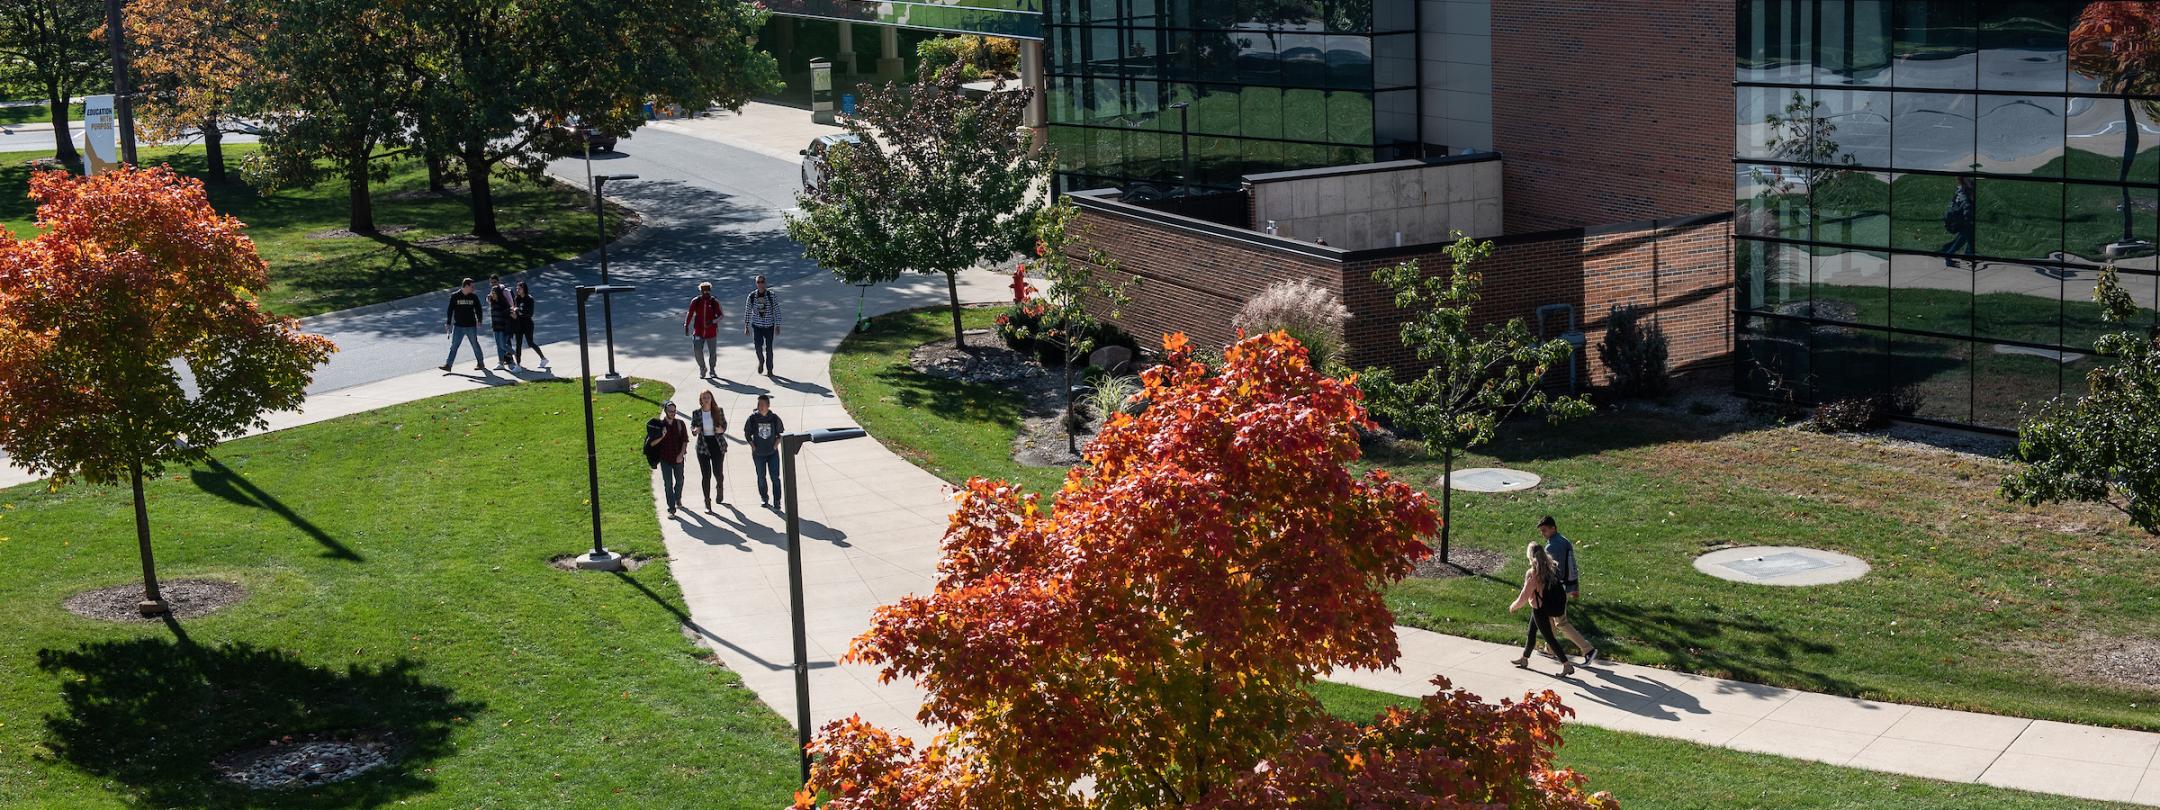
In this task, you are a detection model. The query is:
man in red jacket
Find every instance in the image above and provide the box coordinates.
[684,281,726,378]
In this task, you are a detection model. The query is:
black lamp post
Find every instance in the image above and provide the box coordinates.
[1168,102,1191,198]
[781,426,867,783]
[574,283,638,571]
[590,173,639,393]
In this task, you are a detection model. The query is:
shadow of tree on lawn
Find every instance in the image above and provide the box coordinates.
[37,637,479,809]
[1576,599,1861,698]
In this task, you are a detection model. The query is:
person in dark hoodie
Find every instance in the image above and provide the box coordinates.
[488,274,521,372]
[441,278,485,372]
[744,394,785,509]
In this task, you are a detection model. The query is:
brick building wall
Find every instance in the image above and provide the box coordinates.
[1071,192,1733,386]
[1489,0,1732,233]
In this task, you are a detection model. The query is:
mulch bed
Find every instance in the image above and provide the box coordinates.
[306,225,414,240]
[214,731,398,790]
[548,553,652,572]
[909,331,1045,384]
[63,578,245,622]
[1410,546,1510,581]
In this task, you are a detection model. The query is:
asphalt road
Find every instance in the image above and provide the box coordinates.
[301,127,818,394]
[0,124,263,154]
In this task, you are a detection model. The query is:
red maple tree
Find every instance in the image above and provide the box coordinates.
[0,167,335,614]
[796,331,1614,808]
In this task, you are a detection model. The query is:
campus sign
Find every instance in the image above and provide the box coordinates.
[81,95,117,175]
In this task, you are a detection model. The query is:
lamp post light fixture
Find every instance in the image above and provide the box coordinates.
[573,283,639,571]
[781,426,868,783]
[1168,102,1192,198]
[590,173,639,393]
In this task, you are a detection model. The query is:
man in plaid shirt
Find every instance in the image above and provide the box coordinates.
[744,274,782,376]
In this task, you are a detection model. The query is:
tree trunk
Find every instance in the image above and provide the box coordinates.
[1063,330,1078,455]
[345,150,375,234]
[464,145,500,240]
[131,461,167,616]
[2121,91,2139,243]
[201,123,226,184]
[48,81,80,165]
[947,270,965,349]
[426,152,448,193]
[1438,448,1455,564]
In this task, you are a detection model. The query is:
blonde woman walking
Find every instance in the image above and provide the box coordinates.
[1509,541,1576,676]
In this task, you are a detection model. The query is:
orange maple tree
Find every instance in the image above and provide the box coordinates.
[0,167,335,614]
[2069,2,2160,246]
[797,331,1614,808]
[121,0,262,183]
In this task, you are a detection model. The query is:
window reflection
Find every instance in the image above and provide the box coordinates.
[1741,0,1815,83]
[1892,333,1970,423]
[1893,0,1975,89]
[1892,92,1976,171]
[1812,249,1891,325]
[1819,0,1893,85]
[1977,95,2065,177]
[1975,0,2069,93]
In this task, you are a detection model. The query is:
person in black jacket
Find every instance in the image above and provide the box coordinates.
[513,282,548,371]
[487,274,521,372]
[441,278,485,372]
[744,394,785,508]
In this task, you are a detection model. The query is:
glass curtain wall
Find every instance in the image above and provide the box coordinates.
[1044,0,1418,195]
[1736,0,2160,430]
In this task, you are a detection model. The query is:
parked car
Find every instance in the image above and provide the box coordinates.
[574,124,618,152]
[800,133,863,193]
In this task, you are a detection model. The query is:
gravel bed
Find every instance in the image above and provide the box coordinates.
[214,731,398,790]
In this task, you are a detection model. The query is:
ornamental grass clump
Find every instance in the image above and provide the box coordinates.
[1233,277,1351,372]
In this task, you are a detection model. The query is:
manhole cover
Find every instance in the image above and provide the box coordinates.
[1694,546,1868,586]
[1447,468,1541,492]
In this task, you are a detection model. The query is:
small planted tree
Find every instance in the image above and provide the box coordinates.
[2003,265,2160,535]
[787,66,1046,349]
[1361,235,1591,563]
[0,168,336,614]
[798,332,1613,809]
[1032,197,1134,454]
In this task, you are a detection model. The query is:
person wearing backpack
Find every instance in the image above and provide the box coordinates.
[1939,176,1976,268]
[1541,515,1601,665]
[1509,541,1576,677]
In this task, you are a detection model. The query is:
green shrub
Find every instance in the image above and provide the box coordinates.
[983,37,1022,75]
[1598,304,1670,398]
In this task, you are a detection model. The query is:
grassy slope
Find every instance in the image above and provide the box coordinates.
[0,380,798,808]
[0,144,621,318]
[832,309,2160,731]
[1310,683,2134,810]
[0,102,85,128]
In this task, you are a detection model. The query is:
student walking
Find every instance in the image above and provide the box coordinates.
[684,282,726,378]
[1540,515,1600,665]
[1939,176,1976,268]
[693,390,728,512]
[513,282,549,371]
[744,275,782,376]
[744,394,785,508]
[1508,541,1576,677]
[646,401,691,517]
[441,278,485,372]
[488,274,521,372]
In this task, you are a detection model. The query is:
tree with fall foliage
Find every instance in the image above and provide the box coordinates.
[236,0,416,234]
[1361,235,1591,565]
[0,167,335,615]
[787,66,1045,349]
[2069,2,2160,251]
[0,0,105,165]
[124,0,262,184]
[797,331,1613,809]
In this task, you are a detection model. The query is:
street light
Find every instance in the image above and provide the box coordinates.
[1168,102,1191,198]
[781,426,868,783]
[574,283,638,571]
[591,173,639,394]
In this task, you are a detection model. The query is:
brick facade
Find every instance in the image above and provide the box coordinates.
[1072,195,1734,387]
[1490,0,1732,233]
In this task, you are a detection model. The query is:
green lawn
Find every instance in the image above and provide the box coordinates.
[0,102,84,128]
[833,307,2160,732]
[1310,683,2135,810]
[0,144,622,318]
[0,380,799,808]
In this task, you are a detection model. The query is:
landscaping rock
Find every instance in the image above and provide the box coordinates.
[214,731,397,790]
[63,579,245,622]
[549,553,651,572]
[910,334,1044,384]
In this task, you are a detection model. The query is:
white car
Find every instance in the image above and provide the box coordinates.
[799,133,863,193]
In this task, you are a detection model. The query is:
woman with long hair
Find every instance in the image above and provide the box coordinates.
[692,390,728,512]
[513,282,549,371]
[1509,541,1576,676]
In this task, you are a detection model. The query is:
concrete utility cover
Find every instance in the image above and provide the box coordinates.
[1694,546,1869,586]
[1449,468,1541,492]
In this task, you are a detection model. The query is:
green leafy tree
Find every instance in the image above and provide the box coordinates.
[236,0,417,234]
[1033,197,1135,454]
[0,168,335,614]
[2004,265,2160,535]
[787,66,1046,349]
[407,0,778,238]
[0,0,104,164]
[1361,234,1591,563]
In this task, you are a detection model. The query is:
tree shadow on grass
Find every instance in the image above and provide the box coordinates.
[37,636,479,809]
[191,457,362,562]
[1576,599,1861,697]
[870,365,1024,427]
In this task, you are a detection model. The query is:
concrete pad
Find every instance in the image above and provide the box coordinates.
[1693,545,1870,586]
[1981,753,2146,803]
[1446,467,1541,492]
[1760,691,1911,737]
[2135,768,2160,806]
[1848,736,2008,782]
[1879,705,2032,751]
[2005,720,2160,768]
[1725,718,1878,766]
